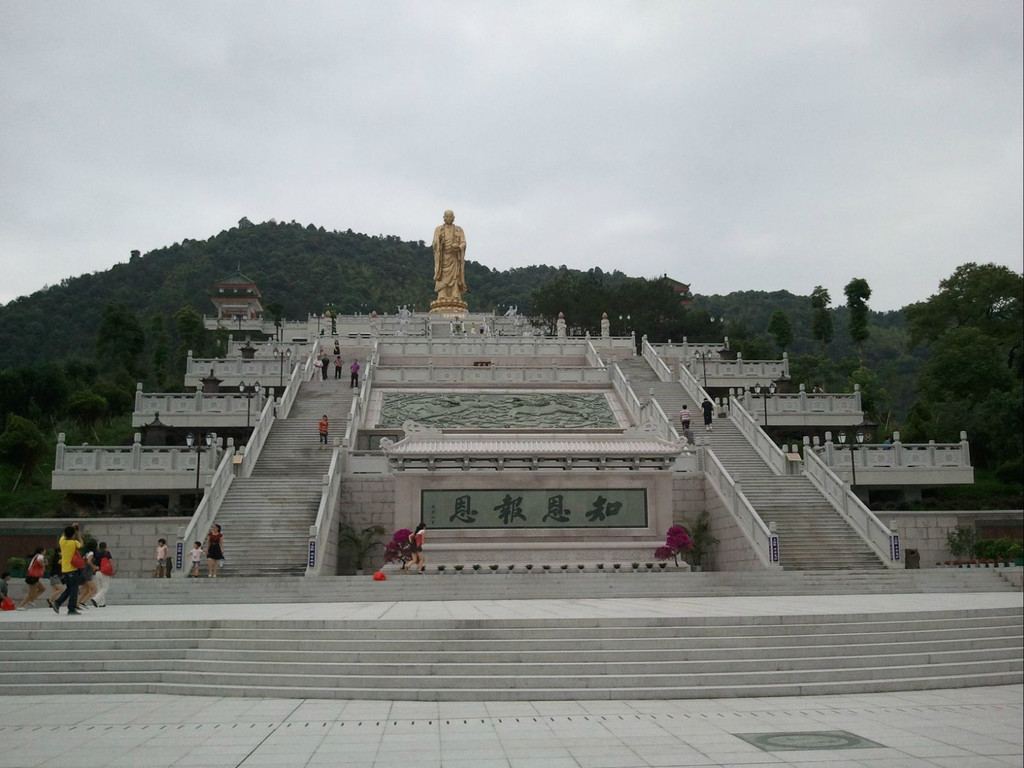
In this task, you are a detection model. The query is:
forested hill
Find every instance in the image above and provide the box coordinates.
[0,219,570,368]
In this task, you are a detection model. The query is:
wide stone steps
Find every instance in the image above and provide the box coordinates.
[1,607,1019,700]
[103,568,1016,604]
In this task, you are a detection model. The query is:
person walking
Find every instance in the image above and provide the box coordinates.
[333,356,343,380]
[405,523,426,573]
[204,524,224,578]
[701,398,715,431]
[92,542,114,607]
[318,414,329,447]
[18,547,47,609]
[350,359,360,388]
[678,404,692,431]
[52,524,84,616]
[320,353,330,380]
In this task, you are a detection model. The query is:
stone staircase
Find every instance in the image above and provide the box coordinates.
[3,595,1019,700]
[623,355,886,570]
[212,379,354,576]
[109,566,1017,604]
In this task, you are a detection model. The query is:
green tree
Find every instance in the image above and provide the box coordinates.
[147,314,172,389]
[95,302,145,378]
[65,389,108,440]
[0,415,47,489]
[766,310,793,352]
[265,301,284,342]
[174,305,206,360]
[810,286,834,353]
[844,278,872,360]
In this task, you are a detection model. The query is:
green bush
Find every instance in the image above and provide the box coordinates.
[995,458,1023,486]
[946,525,976,559]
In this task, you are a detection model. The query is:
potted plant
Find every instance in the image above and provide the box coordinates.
[946,524,976,564]
[339,523,387,574]
[645,563,654,570]
[454,564,464,573]
[613,563,621,570]
[472,564,481,572]
[690,510,719,571]
[542,564,551,572]
[437,564,446,573]
[576,563,585,571]
[597,563,605,571]
[525,564,533,571]
[382,528,414,572]
[631,562,640,571]
[489,564,499,572]
[560,564,568,571]
[507,564,515,572]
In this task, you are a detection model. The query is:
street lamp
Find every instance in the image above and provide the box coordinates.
[693,348,710,389]
[618,314,631,336]
[238,381,262,430]
[753,382,777,426]
[185,432,213,500]
[315,313,322,335]
[837,431,865,487]
[273,347,292,391]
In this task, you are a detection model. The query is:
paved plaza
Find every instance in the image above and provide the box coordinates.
[1,593,1021,767]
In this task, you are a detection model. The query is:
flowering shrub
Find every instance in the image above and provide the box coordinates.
[655,525,694,566]
[383,528,413,567]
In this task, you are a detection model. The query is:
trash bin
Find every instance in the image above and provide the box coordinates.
[904,549,920,569]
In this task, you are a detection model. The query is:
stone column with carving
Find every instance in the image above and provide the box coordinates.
[556,312,566,339]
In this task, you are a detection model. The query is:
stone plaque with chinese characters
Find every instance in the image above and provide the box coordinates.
[423,489,648,529]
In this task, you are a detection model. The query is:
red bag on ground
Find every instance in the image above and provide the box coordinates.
[373,571,387,581]
[0,597,15,611]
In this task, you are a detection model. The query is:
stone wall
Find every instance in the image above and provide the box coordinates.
[886,510,1023,567]
[702,482,770,571]
[336,475,396,572]
[0,517,191,580]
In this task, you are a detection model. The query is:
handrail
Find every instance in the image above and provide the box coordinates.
[305,443,346,577]
[641,337,673,382]
[239,396,275,478]
[343,342,378,449]
[584,338,606,369]
[676,359,713,406]
[803,444,900,567]
[175,439,235,575]
[610,363,675,442]
[277,341,317,419]
[728,396,788,475]
[703,449,780,569]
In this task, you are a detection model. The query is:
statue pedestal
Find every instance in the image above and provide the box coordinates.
[430,298,467,317]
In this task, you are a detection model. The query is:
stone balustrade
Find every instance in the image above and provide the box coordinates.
[680,353,789,388]
[373,365,610,386]
[810,431,974,489]
[185,353,297,388]
[736,384,863,427]
[651,338,730,358]
[52,433,228,492]
[132,385,269,428]
[376,338,628,358]
[224,339,309,358]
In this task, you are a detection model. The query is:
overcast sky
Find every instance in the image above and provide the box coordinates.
[1,1,1021,312]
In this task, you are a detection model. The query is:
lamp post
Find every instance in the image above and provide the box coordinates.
[753,381,777,426]
[837,431,865,487]
[693,348,710,389]
[618,314,631,336]
[315,313,322,335]
[273,347,292,391]
[238,381,261,430]
[185,432,213,501]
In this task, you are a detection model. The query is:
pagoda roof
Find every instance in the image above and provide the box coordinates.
[213,269,259,288]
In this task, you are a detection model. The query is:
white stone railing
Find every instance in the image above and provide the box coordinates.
[239,396,275,478]
[175,444,236,575]
[675,359,714,407]
[344,344,379,448]
[277,342,318,419]
[186,354,297,384]
[305,442,345,578]
[727,396,788,475]
[681,354,789,384]
[225,339,309,358]
[737,385,862,421]
[802,443,901,567]
[641,337,673,383]
[132,386,268,428]
[651,338,730,358]
[611,363,676,442]
[376,338,606,358]
[703,449,780,569]
[813,431,972,471]
[584,337,606,369]
[54,433,223,475]
[373,366,610,385]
